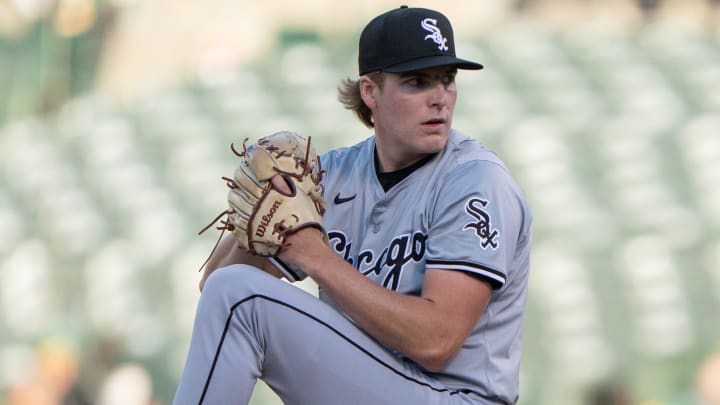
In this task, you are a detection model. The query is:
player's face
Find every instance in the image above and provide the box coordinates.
[364,66,458,171]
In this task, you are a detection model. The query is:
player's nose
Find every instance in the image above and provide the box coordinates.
[428,81,450,109]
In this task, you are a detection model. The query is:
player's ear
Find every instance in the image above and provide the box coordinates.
[359,76,378,109]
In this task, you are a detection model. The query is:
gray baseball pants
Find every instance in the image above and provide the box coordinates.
[172,265,485,405]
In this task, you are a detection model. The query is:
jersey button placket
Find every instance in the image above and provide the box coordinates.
[369,203,386,233]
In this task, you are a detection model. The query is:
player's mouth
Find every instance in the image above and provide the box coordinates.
[422,118,447,131]
[421,118,446,128]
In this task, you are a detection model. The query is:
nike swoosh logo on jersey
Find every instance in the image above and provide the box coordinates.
[333,193,356,204]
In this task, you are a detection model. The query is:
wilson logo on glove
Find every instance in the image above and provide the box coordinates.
[255,200,283,238]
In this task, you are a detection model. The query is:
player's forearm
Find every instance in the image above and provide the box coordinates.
[200,235,276,291]
[318,258,462,370]
[283,236,466,371]
[202,235,236,273]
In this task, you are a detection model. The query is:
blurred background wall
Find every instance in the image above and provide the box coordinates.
[1,0,720,404]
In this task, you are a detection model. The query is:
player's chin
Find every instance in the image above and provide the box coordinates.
[418,131,450,152]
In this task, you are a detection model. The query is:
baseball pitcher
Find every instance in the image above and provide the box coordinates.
[174,6,532,405]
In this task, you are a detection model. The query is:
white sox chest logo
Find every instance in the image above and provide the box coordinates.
[421,18,449,51]
[463,198,499,249]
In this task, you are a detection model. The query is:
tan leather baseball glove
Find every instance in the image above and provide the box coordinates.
[225,131,326,258]
[199,131,327,283]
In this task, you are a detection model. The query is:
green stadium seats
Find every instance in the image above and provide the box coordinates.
[1,20,719,405]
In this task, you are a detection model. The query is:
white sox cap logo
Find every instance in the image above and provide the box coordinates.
[421,18,449,51]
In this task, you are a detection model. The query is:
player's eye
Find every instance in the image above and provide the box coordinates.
[405,77,428,88]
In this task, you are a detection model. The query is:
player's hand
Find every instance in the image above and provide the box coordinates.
[270,175,330,273]
[277,226,328,271]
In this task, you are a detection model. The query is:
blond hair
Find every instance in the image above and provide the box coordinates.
[337,72,385,128]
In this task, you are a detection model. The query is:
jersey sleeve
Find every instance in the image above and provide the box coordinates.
[425,160,530,289]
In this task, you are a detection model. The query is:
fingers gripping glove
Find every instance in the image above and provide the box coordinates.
[204,131,326,281]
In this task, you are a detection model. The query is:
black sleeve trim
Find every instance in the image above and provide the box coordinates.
[426,259,506,289]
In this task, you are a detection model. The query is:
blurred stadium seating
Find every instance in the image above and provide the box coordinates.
[1,1,720,404]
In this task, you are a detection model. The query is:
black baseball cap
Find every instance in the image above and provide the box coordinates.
[358,5,483,75]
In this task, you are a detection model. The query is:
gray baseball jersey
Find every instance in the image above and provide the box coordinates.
[173,129,532,405]
[318,129,532,402]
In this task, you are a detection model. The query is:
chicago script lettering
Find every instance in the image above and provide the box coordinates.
[327,231,427,291]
